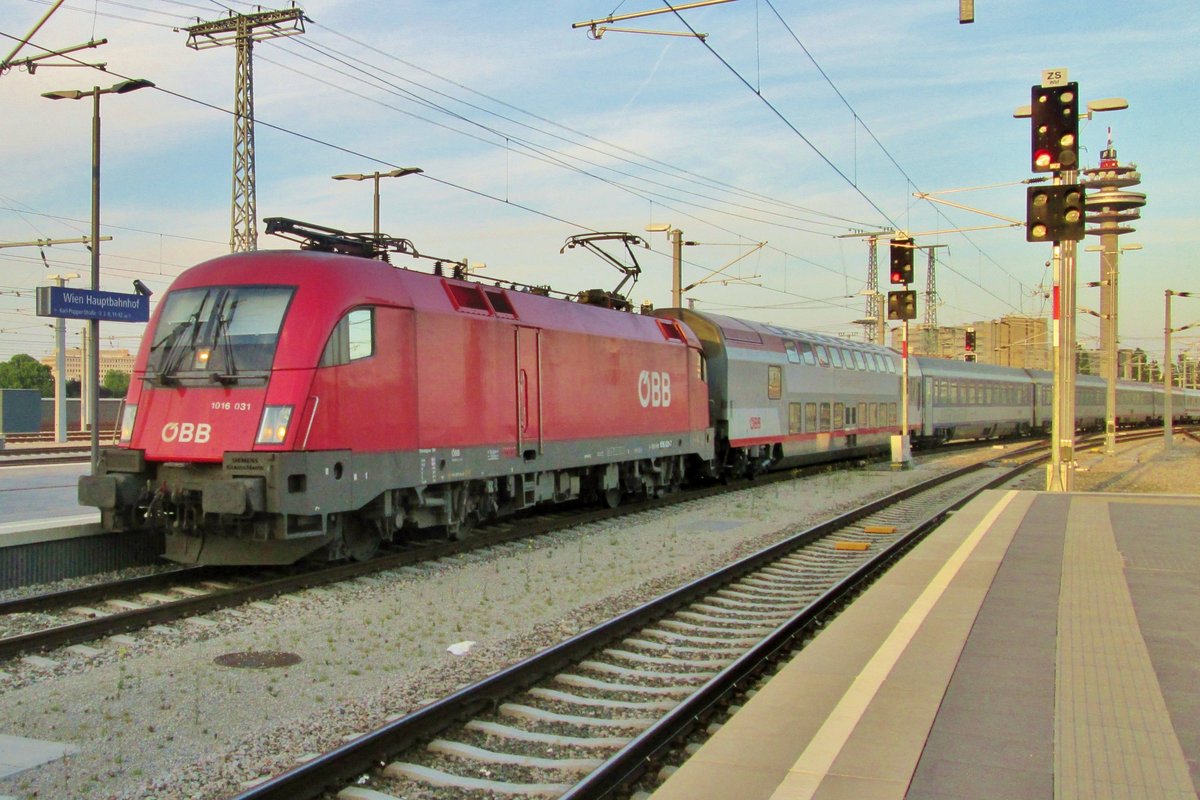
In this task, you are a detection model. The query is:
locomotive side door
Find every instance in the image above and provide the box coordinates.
[515,326,542,459]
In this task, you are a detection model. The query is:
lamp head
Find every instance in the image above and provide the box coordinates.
[112,78,155,94]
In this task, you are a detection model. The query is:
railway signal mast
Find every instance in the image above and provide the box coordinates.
[887,237,917,468]
[1017,69,1126,491]
[185,6,306,253]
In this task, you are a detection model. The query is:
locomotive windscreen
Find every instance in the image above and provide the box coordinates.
[146,285,295,384]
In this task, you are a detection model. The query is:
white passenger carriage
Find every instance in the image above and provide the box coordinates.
[659,310,902,470]
[914,357,1036,443]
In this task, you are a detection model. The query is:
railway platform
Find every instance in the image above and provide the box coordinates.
[650,488,1200,800]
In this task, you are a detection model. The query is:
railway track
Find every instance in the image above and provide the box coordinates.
[2,429,1176,675]
[0,454,892,669]
[0,447,89,466]
[230,444,1051,800]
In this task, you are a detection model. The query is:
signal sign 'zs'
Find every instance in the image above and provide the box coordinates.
[161,422,212,444]
[638,370,672,408]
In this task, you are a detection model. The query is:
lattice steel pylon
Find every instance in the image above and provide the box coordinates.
[865,236,880,343]
[923,247,939,354]
[185,7,305,253]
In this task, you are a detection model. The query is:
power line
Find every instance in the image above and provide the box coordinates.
[0,16,1021,326]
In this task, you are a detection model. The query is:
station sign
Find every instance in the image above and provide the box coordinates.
[36,286,150,323]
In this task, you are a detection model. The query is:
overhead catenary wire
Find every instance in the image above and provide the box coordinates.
[1,5,1031,341]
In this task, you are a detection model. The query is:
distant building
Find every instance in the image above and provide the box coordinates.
[893,315,1051,370]
[40,348,135,382]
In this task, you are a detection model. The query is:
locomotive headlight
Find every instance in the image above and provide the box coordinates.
[119,404,137,444]
[193,348,212,369]
[255,405,293,445]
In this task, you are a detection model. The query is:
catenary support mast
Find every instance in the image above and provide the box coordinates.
[185,7,305,253]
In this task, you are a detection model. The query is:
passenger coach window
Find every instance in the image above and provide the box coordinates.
[321,307,375,367]
[815,345,830,367]
[841,348,856,369]
[789,403,803,434]
[829,348,844,368]
[785,341,801,364]
[767,365,782,400]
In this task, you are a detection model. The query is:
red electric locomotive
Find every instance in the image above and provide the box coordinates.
[80,221,714,564]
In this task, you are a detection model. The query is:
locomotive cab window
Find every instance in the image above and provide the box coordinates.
[321,307,375,367]
[146,285,294,384]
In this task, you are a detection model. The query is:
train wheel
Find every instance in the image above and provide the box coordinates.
[342,517,381,562]
[602,488,621,509]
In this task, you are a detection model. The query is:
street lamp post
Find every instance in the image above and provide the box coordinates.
[331,168,423,236]
[46,272,80,443]
[1163,289,1196,450]
[43,78,154,468]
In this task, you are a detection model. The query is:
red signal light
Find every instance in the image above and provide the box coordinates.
[1033,149,1053,170]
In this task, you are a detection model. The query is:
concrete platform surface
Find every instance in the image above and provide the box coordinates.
[0,734,79,780]
[651,489,1200,800]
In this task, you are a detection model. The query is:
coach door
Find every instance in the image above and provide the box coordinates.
[516,326,542,459]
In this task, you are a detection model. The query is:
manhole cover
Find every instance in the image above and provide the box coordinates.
[213,651,302,669]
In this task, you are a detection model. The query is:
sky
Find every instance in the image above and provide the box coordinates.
[1,0,1197,365]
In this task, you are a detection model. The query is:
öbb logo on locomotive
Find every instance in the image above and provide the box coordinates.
[161,421,212,444]
[638,370,672,408]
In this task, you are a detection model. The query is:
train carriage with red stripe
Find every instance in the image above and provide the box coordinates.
[654,309,905,472]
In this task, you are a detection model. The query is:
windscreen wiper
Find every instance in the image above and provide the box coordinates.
[156,314,201,385]
[212,296,239,385]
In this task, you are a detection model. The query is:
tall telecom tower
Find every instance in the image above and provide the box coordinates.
[185,6,305,252]
[1082,129,1145,455]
